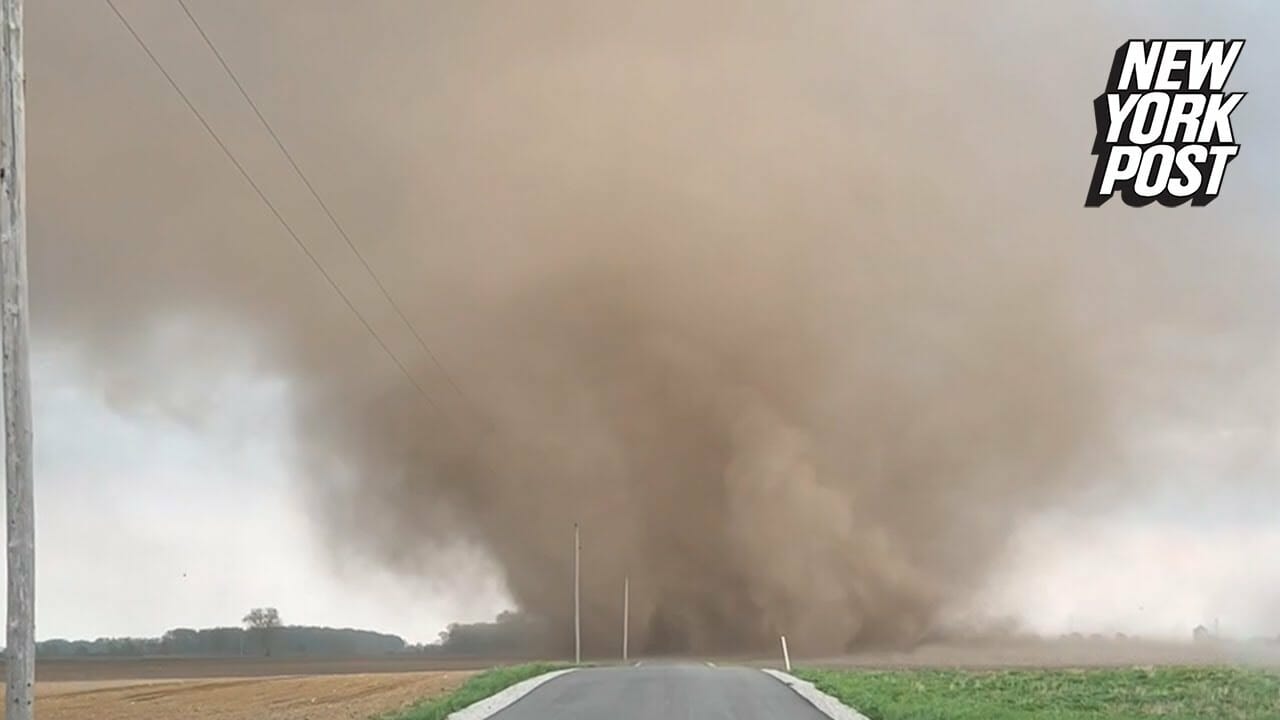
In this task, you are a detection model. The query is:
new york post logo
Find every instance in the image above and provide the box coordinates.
[1086,39,1245,207]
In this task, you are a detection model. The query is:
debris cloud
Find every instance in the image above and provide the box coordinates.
[27,2,1276,654]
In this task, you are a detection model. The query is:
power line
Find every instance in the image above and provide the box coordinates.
[104,0,441,414]
[176,0,475,411]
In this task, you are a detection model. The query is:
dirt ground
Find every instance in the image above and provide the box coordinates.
[19,656,503,681]
[5,671,472,720]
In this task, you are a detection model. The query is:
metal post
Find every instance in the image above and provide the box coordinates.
[780,635,791,672]
[621,576,629,662]
[573,523,580,665]
[0,1,33,718]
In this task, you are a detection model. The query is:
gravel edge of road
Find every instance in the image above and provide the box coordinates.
[761,668,871,720]
[447,668,578,720]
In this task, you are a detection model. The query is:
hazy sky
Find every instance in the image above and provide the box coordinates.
[4,1,1278,645]
[22,351,510,642]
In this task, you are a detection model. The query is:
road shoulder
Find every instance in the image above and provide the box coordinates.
[761,669,870,720]
[449,668,577,720]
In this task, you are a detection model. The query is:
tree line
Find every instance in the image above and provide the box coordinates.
[37,625,407,658]
[33,609,552,659]
[423,610,552,657]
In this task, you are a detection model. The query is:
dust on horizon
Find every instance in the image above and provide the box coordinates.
[27,2,1276,655]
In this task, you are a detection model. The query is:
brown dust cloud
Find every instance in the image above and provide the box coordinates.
[26,2,1276,654]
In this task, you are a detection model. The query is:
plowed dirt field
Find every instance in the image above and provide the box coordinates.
[5,670,471,720]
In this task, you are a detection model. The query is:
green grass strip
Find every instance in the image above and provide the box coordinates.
[381,662,571,720]
[795,666,1280,720]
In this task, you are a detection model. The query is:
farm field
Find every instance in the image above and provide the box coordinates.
[798,666,1280,720]
[8,655,509,681]
[1,670,473,720]
[2,640,1277,719]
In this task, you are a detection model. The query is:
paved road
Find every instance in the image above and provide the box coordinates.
[489,664,828,720]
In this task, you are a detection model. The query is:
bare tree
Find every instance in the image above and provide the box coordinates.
[242,607,282,657]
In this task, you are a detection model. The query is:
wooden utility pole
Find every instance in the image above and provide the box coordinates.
[573,523,580,665]
[621,576,629,662]
[0,1,33,718]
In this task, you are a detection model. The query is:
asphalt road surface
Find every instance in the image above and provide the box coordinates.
[489,664,829,720]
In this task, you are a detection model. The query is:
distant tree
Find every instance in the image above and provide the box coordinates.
[242,607,281,628]
[242,608,282,656]
[161,628,199,655]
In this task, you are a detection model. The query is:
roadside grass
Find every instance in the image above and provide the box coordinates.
[796,666,1280,720]
[381,662,569,720]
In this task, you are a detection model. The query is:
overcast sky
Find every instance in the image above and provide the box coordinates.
[21,351,510,642]
[4,1,1278,645]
